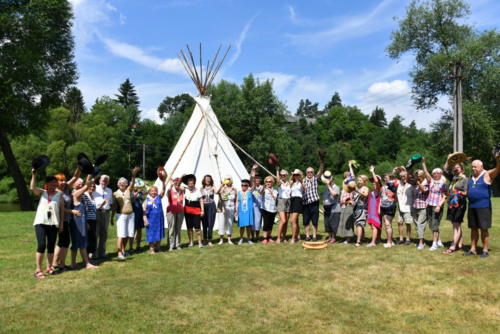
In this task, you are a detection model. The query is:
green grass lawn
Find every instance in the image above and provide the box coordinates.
[1,200,499,334]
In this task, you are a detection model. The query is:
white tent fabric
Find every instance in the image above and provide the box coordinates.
[155,95,249,230]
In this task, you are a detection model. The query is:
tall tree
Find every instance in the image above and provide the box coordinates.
[115,78,140,109]
[386,0,473,109]
[369,106,388,127]
[296,99,320,118]
[324,92,342,110]
[157,93,195,119]
[0,0,77,210]
[64,86,86,123]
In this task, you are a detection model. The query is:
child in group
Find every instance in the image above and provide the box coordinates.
[236,179,254,245]
[143,178,166,254]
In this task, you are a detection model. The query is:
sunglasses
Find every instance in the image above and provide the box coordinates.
[242,184,249,187]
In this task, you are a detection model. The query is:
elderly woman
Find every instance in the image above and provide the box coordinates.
[422,159,447,251]
[260,176,278,243]
[322,172,341,244]
[132,184,145,252]
[201,175,217,246]
[83,182,97,259]
[70,175,98,269]
[30,170,65,278]
[111,168,138,260]
[52,167,81,271]
[276,168,291,243]
[413,169,429,250]
[289,169,305,244]
[250,165,264,242]
[167,176,184,251]
[337,171,356,244]
[442,157,468,254]
[183,174,204,248]
[217,176,237,244]
[236,179,254,244]
[143,178,167,253]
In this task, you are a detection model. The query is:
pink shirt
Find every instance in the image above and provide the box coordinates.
[167,188,184,214]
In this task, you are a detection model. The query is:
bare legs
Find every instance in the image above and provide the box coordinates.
[277,212,289,243]
[290,213,300,243]
[384,216,394,246]
[470,228,489,254]
[71,248,97,269]
[134,228,142,251]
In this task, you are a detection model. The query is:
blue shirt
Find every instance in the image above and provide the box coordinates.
[467,173,491,208]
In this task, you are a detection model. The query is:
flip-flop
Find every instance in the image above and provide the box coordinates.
[45,266,55,275]
[34,271,45,279]
[463,251,477,256]
[442,248,455,254]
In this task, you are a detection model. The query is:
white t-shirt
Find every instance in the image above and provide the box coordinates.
[184,187,202,202]
[397,182,415,213]
[290,182,303,198]
[262,188,278,213]
[278,183,291,199]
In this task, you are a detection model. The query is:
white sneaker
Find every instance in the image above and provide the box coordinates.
[117,253,126,261]
[188,242,194,248]
[218,239,224,245]
[437,241,444,248]
[366,243,376,248]
[238,239,244,245]
[199,244,204,249]
[176,246,182,250]
[228,239,234,245]
[383,243,393,248]
[417,244,425,250]
[342,240,349,245]
[247,240,254,245]
[429,244,438,251]
[169,247,174,252]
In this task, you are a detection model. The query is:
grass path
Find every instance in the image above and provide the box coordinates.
[0,199,499,333]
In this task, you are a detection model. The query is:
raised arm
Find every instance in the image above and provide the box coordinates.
[348,160,355,178]
[128,167,140,192]
[316,151,325,178]
[73,175,92,199]
[66,166,81,188]
[369,165,381,192]
[486,155,500,182]
[30,169,44,196]
[421,157,432,181]
[159,179,167,198]
[327,181,339,197]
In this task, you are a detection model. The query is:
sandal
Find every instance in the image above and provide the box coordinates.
[442,248,455,254]
[355,243,361,247]
[45,266,55,275]
[34,270,45,279]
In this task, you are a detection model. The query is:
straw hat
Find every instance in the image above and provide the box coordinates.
[321,171,333,184]
[447,152,470,166]
[292,169,303,176]
[343,180,356,192]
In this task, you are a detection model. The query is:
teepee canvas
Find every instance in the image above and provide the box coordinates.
[155,45,249,229]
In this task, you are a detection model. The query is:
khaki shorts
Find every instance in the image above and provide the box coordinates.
[399,211,413,224]
[277,198,290,213]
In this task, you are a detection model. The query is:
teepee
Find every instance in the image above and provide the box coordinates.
[155,44,249,200]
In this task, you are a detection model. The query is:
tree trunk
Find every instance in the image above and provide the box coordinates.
[0,127,33,211]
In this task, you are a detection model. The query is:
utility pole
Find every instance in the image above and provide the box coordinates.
[451,61,463,152]
[142,144,146,179]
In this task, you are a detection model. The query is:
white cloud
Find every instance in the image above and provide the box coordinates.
[101,38,185,75]
[254,72,296,95]
[287,0,398,49]
[366,80,410,100]
[229,14,258,65]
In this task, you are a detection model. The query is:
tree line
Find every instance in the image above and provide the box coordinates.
[0,0,498,209]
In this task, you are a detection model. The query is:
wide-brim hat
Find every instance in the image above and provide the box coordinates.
[292,169,303,176]
[321,171,333,184]
[134,178,145,189]
[94,154,108,166]
[77,153,94,174]
[447,152,469,166]
[405,153,422,169]
[92,167,101,176]
[157,166,167,181]
[181,174,196,185]
[32,155,50,171]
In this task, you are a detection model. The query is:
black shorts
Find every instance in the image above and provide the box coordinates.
[289,197,303,214]
[185,213,201,230]
[446,200,467,223]
[57,220,71,248]
[467,207,492,230]
[380,205,396,219]
[262,210,276,231]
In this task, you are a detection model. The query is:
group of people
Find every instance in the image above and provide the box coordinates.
[29,152,499,278]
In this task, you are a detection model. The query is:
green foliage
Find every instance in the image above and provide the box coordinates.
[369,106,388,127]
[296,99,320,118]
[115,78,140,109]
[63,87,86,123]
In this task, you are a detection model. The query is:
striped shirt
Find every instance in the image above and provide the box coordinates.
[303,176,320,204]
[83,193,96,220]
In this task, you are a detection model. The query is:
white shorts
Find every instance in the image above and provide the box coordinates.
[116,213,135,238]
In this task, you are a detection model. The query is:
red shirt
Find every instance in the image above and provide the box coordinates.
[167,188,184,214]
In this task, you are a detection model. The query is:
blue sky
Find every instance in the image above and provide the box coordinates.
[70,0,499,128]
